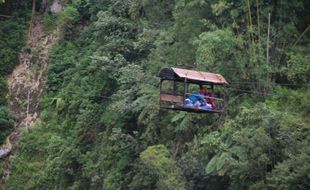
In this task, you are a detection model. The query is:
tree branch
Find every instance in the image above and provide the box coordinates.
[293,25,310,46]
[0,14,12,18]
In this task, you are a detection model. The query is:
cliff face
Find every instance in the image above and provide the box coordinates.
[8,17,57,129]
[0,12,59,184]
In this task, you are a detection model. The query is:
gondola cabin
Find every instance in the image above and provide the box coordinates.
[158,67,228,113]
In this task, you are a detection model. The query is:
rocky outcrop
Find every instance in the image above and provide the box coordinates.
[50,0,64,14]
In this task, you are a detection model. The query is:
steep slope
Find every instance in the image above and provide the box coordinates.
[0,16,58,183]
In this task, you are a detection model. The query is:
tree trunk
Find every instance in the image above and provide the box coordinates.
[40,0,48,13]
[28,0,36,38]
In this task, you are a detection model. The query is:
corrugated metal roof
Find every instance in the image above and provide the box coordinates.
[171,67,228,84]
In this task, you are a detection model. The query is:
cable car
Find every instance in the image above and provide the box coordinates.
[158,67,228,113]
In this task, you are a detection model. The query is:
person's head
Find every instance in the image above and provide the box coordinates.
[200,87,208,95]
[192,85,200,92]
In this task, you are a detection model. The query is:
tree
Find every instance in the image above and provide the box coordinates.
[140,144,186,190]
[0,77,8,105]
[0,106,14,144]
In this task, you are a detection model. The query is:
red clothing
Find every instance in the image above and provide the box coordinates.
[206,92,217,110]
[199,87,217,110]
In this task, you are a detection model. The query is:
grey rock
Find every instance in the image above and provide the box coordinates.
[50,0,63,14]
[0,148,10,159]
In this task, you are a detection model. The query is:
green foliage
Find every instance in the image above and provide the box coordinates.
[267,143,310,190]
[0,15,28,75]
[3,127,51,190]
[128,160,158,190]
[57,5,79,30]
[195,29,247,80]
[0,106,13,144]
[140,145,186,190]
[282,45,310,84]
[268,87,310,119]
[201,103,308,190]
[43,13,58,32]
[138,0,175,24]
[2,0,310,189]
[0,6,29,143]
[42,3,82,34]
[0,77,8,105]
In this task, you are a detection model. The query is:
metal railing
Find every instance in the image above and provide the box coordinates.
[184,93,224,112]
[185,93,224,101]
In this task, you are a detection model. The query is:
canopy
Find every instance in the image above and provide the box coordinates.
[159,67,228,85]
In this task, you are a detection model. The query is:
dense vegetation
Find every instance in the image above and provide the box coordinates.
[0,1,30,143]
[1,0,309,189]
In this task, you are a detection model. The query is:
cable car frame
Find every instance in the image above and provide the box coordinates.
[158,67,229,113]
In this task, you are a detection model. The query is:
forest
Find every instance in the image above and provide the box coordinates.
[0,0,309,189]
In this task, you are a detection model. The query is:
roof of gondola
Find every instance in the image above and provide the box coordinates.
[158,67,228,85]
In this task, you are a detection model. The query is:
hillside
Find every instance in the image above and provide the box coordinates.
[0,0,309,189]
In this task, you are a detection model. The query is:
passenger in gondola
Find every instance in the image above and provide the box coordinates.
[185,86,212,110]
[184,92,203,107]
[201,87,218,110]
[198,87,213,110]
[206,91,217,110]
